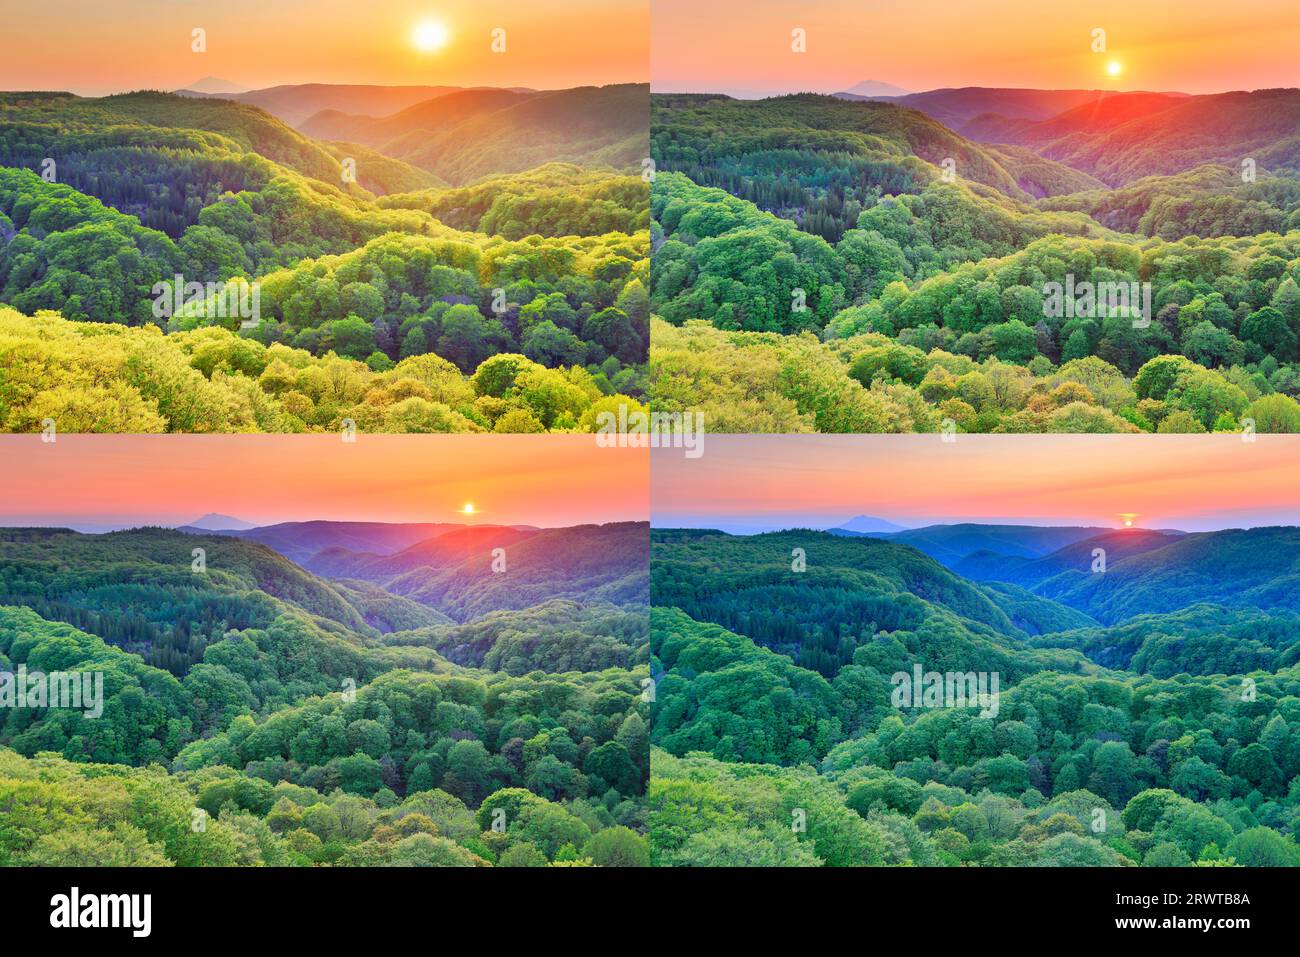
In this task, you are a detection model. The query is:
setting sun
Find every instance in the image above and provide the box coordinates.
[460,502,476,515]
[1106,60,1123,77]
[412,18,450,53]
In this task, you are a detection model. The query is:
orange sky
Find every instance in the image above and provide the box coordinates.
[4,434,1297,532]
[653,0,1300,96]
[0,436,647,530]
[1,0,647,95]
[652,436,1300,532]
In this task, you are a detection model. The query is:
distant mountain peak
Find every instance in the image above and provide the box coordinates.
[834,514,907,533]
[184,512,256,531]
[177,76,247,96]
[838,80,912,98]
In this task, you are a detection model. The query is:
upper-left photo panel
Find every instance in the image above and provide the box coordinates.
[0,0,650,433]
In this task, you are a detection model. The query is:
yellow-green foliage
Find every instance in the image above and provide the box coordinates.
[0,308,646,433]
[651,317,1300,434]
[649,319,931,432]
[378,163,649,239]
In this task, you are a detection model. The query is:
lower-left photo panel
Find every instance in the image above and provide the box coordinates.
[0,434,650,869]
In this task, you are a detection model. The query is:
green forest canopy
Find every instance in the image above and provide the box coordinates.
[0,90,649,432]
[0,525,650,866]
[649,528,1300,866]
[649,92,1300,433]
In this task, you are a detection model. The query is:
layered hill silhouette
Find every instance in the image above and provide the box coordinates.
[650,528,1099,679]
[175,519,650,623]
[837,79,913,98]
[959,91,1185,146]
[183,512,256,531]
[651,527,1087,634]
[82,90,351,183]
[2,520,651,666]
[651,521,1300,688]
[405,598,647,674]
[0,526,376,659]
[326,521,650,620]
[301,83,649,184]
[661,86,1300,203]
[867,523,1118,565]
[301,88,530,145]
[953,528,1186,585]
[833,86,1143,127]
[822,523,1300,627]
[182,520,475,564]
[304,524,537,579]
[1034,525,1300,624]
[175,82,531,126]
[964,88,1300,186]
[832,514,907,534]
[830,84,1300,188]
[21,86,645,196]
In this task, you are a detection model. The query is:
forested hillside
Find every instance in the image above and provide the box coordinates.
[866,522,1122,565]
[303,84,648,185]
[180,83,482,127]
[952,529,1185,586]
[650,89,1300,433]
[305,521,650,619]
[0,522,650,866]
[194,520,465,564]
[649,526,1300,866]
[0,85,649,432]
[836,87,1138,130]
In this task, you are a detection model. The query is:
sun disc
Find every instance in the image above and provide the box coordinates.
[413,19,449,53]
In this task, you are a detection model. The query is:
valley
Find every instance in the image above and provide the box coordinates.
[650,521,1300,866]
[649,86,1300,433]
[0,80,650,433]
[647,435,1300,867]
[0,457,650,866]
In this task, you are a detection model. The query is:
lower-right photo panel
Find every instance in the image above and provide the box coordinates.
[649,435,1299,868]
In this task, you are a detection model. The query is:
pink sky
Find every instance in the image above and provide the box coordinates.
[653,0,1300,97]
[0,436,647,529]
[652,435,1300,532]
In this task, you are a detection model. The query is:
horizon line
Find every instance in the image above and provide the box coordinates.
[5,78,652,99]
[649,83,1296,98]
[0,517,650,534]
[649,519,1299,534]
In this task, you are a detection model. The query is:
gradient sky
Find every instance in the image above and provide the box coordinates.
[653,0,1300,97]
[653,435,1300,532]
[0,436,647,530]
[2,0,647,96]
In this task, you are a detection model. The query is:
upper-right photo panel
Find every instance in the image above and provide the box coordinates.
[649,0,1300,434]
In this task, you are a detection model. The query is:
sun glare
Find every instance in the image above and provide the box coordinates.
[460,502,476,515]
[1106,60,1122,77]
[413,19,450,53]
